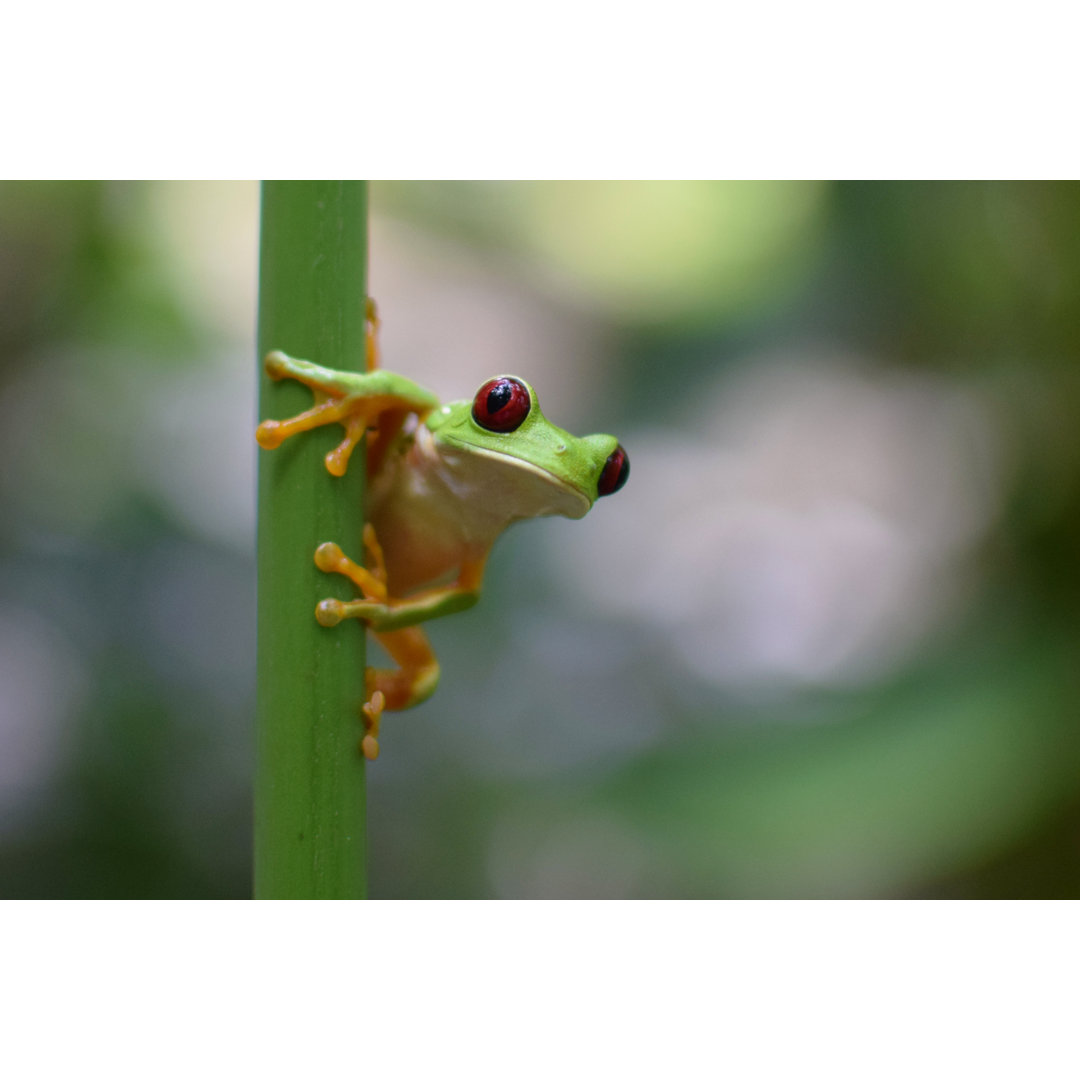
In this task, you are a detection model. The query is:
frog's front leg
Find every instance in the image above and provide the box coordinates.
[256,349,439,477]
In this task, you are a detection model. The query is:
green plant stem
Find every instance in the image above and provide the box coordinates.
[254,181,369,899]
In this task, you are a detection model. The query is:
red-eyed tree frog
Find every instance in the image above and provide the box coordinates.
[256,301,629,760]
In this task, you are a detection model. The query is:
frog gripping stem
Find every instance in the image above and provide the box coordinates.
[257,294,627,765]
[256,351,372,477]
[311,526,443,745]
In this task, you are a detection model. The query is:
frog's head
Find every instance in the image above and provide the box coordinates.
[426,376,629,519]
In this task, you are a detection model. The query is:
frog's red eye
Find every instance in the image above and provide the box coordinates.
[598,445,629,497]
[472,377,531,433]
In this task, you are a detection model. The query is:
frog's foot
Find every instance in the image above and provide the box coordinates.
[313,529,400,630]
[314,537,387,602]
[360,690,385,760]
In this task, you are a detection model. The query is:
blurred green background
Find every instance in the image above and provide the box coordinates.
[1,180,1078,899]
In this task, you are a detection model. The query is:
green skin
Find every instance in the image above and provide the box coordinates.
[258,353,622,632]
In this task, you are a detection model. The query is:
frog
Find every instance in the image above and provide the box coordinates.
[256,300,629,760]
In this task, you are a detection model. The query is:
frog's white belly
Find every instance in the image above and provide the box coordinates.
[369,482,498,594]
[368,425,587,595]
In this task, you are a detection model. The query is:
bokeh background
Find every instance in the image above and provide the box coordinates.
[1,180,1078,898]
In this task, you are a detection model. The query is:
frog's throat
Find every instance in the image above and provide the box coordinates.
[434,436,593,519]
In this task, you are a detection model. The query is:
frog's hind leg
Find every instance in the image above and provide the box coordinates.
[360,627,440,760]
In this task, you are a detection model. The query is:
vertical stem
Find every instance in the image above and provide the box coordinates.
[254,181,369,899]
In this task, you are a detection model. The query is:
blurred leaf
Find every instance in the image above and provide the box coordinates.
[591,645,1080,897]
[374,181,828,327]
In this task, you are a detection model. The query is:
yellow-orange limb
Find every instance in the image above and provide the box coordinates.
[366,297,381,372]
[456,558,486,593]
[258,308,438,482]
[356,628,439,760]
[255,397,351,449]
[256,367,381,479]
[362,522,388,586]
[325,413,371,477]
[314,542,387,602]
[312,522,441,760]
[370,626,440,710]
[360,304,408,475]
[361,691,385,760]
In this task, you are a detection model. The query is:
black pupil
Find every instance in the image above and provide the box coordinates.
[486,383,513,414]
